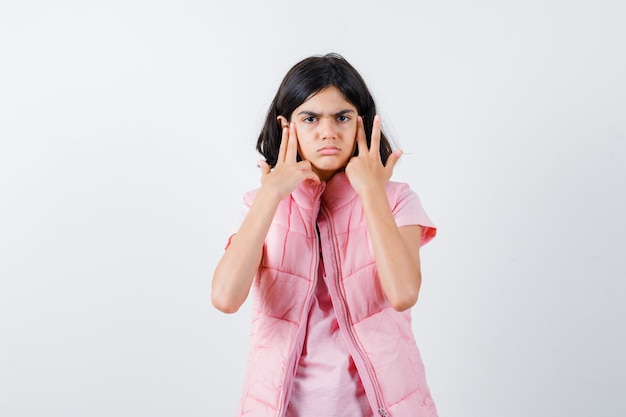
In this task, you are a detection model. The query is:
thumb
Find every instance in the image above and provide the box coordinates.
[385,149,403,174]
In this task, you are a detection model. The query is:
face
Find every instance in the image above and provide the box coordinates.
[287,86,358,182]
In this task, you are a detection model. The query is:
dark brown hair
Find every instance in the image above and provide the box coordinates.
[256,53,393,167]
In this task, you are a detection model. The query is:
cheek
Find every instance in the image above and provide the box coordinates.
[297,131,314,146]
[295,132,315,156]
[345,125,358,144]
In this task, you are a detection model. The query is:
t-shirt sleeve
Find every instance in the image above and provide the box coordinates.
[390,183,437,247]
[224,202,250,250]
[224,189,257,250]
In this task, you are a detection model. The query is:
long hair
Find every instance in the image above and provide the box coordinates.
[256,53,393,168]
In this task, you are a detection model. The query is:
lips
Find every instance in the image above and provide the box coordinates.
[318,146,341,155]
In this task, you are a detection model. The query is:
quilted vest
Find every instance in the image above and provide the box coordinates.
[236,172,437,417]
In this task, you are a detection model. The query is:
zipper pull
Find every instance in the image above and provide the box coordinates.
[378,408,390,417]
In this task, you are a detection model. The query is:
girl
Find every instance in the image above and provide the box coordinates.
[212,53,438,417]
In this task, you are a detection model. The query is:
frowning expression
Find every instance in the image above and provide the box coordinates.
[288,86,358,182]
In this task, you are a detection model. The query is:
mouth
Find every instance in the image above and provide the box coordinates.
[317,146,341,155]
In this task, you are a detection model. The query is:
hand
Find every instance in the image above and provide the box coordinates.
[345,115,402,196]
[258,122,320,200]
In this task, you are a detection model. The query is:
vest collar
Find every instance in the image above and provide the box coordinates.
[291,171,358,212]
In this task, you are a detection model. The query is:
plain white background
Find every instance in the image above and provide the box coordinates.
[1,1,624,416]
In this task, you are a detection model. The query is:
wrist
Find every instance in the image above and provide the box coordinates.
[256,185,285,207]
[356,182,387,201]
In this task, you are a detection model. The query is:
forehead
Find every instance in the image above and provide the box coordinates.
[297,86,356,111]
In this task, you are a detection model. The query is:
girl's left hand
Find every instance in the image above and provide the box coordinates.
[345,115,402,195]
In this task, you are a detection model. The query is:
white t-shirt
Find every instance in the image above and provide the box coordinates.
[285,253,373,417]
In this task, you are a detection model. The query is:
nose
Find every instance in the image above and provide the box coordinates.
[319,118,337,139]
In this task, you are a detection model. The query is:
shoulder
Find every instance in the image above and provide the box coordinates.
[242,188,260,207]
[385,181,437,244]
[385,180,417,204]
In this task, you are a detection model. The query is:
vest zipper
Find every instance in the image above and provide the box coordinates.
[320,206,390,417]
[276,188,324,417]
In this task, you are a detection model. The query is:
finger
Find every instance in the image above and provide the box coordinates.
[285,122,298,163]
[384,149,403,174]
[355,116,368,155]
[276,125,290,165]
[302,169,321,184]
[370,115,381,157]
[305,171,322,184]
[258,160,271,177]
[295,160,321,184]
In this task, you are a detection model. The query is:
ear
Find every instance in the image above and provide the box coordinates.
[276,115,289,129]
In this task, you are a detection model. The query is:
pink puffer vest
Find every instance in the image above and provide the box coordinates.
[236,172,437,417]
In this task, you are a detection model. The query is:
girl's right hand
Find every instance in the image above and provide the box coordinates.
[258,122,320,200]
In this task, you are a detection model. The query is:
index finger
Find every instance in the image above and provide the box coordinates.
[285,122,299,163]
[356,116,368,155]
[370,114,381,156]
[276,125,290,165]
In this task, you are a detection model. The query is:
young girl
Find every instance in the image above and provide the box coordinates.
[212,53,438,417]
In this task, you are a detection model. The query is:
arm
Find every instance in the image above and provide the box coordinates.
[345,115,422,311]
[211,123,320,313]
[360,187,423,311]
[211,189,281,314]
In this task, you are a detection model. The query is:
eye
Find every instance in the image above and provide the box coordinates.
[337,115,350,122]
[303,116,317,123]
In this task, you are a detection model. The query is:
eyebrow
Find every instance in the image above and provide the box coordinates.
[296,109,356,117]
